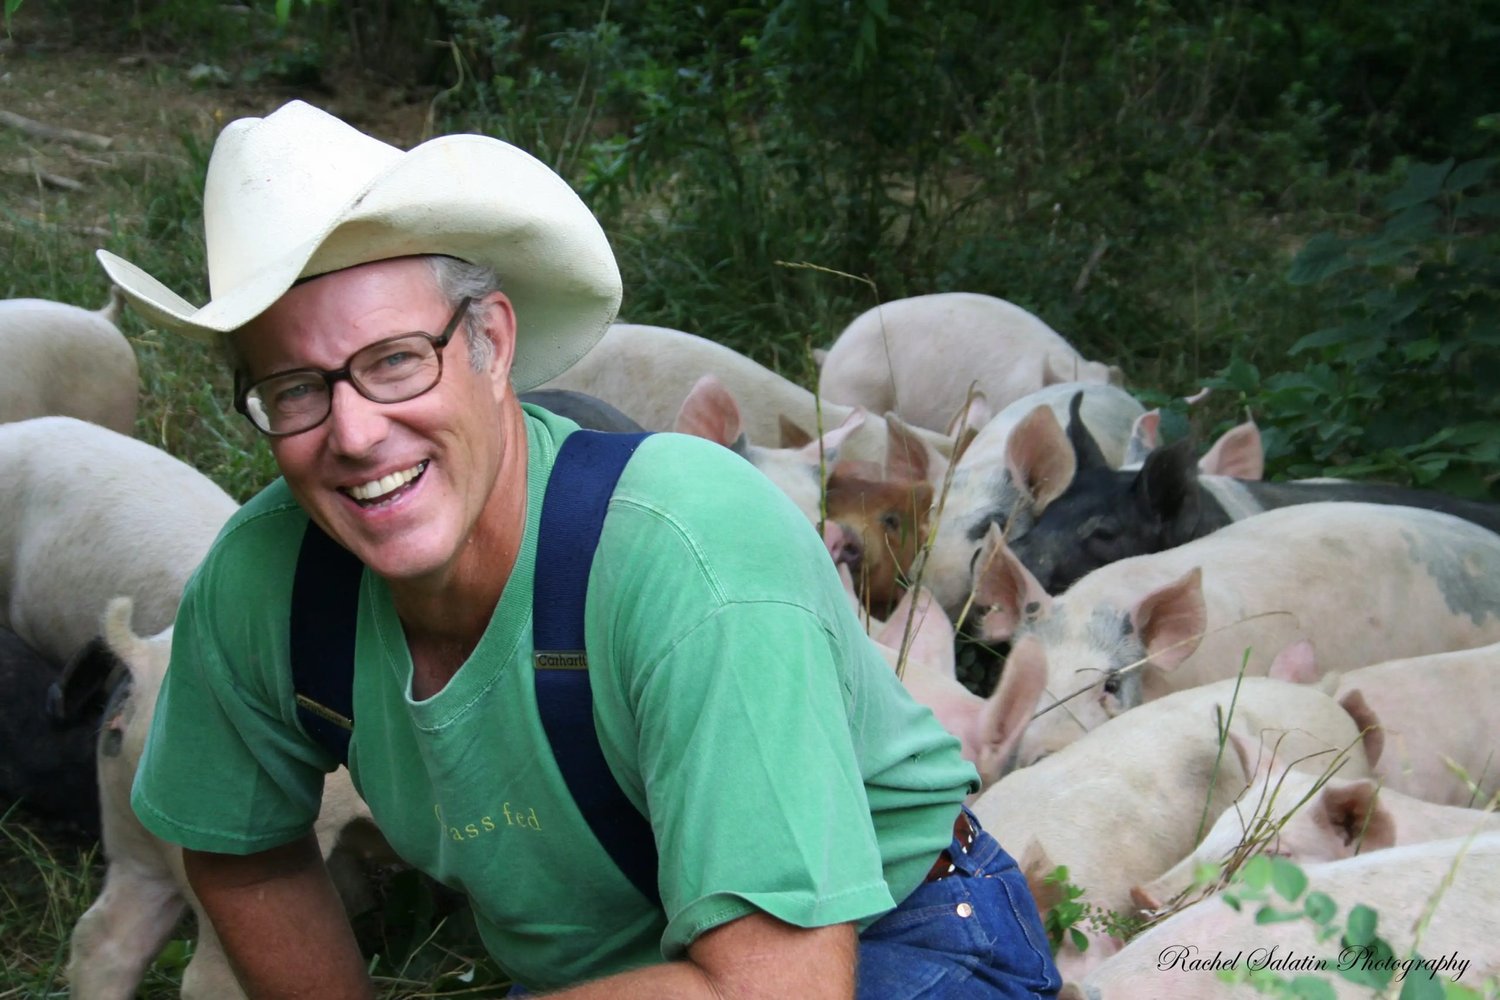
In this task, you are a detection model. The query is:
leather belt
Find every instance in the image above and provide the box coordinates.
[924,809,978,883]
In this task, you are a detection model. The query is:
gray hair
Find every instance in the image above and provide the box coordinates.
[426,255,503,374]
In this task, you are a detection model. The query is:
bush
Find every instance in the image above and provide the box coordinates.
[1200,155,1500,499]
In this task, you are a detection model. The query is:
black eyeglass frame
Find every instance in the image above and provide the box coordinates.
[233,296,474,438]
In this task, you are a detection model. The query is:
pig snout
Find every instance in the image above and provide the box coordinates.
[822,520,865,573]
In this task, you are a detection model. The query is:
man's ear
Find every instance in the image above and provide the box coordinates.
[478,292,519,387]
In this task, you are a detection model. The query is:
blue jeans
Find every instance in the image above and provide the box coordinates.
[856,807,1062,999]
[507,809,1060,998]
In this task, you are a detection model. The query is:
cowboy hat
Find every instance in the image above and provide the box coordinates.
[96,100,622,391]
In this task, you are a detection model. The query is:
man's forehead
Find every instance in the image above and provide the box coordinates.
[233,264,447,370]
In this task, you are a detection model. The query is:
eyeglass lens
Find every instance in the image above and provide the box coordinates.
[246,334,443,434]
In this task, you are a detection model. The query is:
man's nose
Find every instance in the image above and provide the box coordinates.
[324,379,389,457]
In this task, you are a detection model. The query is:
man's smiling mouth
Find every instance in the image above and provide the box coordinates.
[343,460,428,507]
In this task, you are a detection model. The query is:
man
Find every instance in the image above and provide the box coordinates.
[100,100,1060,998]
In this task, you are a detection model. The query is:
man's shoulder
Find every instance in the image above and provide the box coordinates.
[189,476,309,604]
[615,432,800,518]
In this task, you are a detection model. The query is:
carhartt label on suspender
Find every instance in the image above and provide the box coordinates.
[534,651,589,670]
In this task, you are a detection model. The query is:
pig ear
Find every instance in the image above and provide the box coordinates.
[1337,689,1385,771]
[875,586,918,647]
[1199,420,1264,479]
[1268,639,1319,684]
[979,634,1049,776]
[1042,353,1080,386]
[1226,729,1271,784]
[674,375,745,449]
[973,524,1052,641]
[1123,409,1161,467]
[51,595,143,723]
[779,414,813,449]
[1005,405,1076,512]
[884,413,935,484]
[1135,437,1200,531]
[795,408,866,469]
[878,587,953,675]
[944,390,992,439]
[951,423,981,466]
[47,635,122,724]
[1131,567,1204,672]
[1065,391,1111,473]
[1318,779,1395,851]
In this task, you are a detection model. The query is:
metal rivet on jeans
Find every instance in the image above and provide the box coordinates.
[956,902,974,918]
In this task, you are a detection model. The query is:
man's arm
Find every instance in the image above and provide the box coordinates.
[182,832,373,1000]
[538,912,857,1000]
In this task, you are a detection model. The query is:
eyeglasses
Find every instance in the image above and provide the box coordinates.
[235,297,473,437]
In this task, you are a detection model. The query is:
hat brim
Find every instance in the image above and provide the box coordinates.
[99,132,621,392]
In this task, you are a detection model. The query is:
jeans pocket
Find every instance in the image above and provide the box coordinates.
[980,868,1065,996]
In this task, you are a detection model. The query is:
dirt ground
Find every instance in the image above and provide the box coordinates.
[1,5,437,256]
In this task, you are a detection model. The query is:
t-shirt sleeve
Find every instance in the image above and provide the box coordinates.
[634,600,898,958]
[131,552,332,855]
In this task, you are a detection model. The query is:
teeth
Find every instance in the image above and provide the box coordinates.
[347,461,427,502]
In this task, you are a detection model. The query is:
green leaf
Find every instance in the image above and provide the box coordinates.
[151,937,194,973]
[1289,976,1338,1000]
[1290,325,1360,354]
[1337,953,1395,989]
[1255,904,1306,924]
[1383,159,1455,211]
[1303,891,1337,925]
[1445,157,1498,193]
[1400,970,1447,1000]
[1402,338,1441,362]
[1192,860,1222,888]
[1381,202,1442,240]
[1457,194,1500,219]
[1240,854,1273,891]
[1289,233,1354,285]
[1270,857,1309,901]
[1345,904,1379,946]
[1069,927,1089,952]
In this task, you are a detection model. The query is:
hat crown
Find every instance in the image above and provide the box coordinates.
[203,101,402,298]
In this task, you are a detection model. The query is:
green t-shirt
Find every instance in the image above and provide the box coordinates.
[132,405,979,991]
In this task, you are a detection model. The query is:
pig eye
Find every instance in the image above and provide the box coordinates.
[1102,673,1122,696]
[880,512,903,533]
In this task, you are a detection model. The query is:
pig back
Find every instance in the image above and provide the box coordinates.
[1331,642,1500,806]
[1079,833,1500,1000]
[0,417,237,664]
[1068,502,1500,697]
[818,293,1114,433]
[0,296,139,436]
[972,678,1370,920]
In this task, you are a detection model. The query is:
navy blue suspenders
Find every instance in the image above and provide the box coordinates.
[290,429,660,905]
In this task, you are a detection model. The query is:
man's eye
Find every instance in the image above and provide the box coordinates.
[377,349,419,368]
[274,382,317,405]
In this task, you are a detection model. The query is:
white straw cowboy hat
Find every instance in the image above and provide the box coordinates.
[97,99,621,391]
